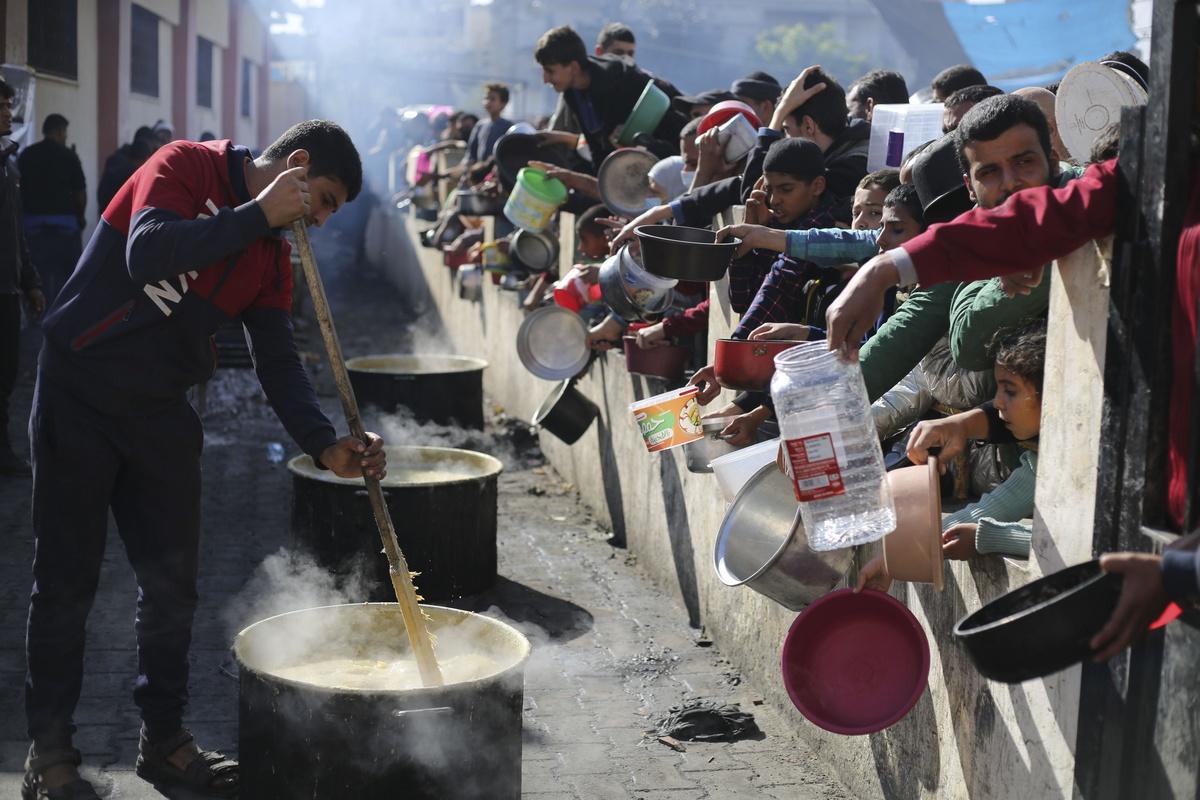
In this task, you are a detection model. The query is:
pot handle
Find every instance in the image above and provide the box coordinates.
[393,706,455,718]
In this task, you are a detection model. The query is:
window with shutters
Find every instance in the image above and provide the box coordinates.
[130,4,160,97]
[28,0,79,80]
[197,37,213,108]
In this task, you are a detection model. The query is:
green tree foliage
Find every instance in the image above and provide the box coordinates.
[755,21,870,86]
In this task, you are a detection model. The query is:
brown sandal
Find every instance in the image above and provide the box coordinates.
[21,745,100,800]
[135,728,238,797]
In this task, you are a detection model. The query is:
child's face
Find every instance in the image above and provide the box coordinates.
[875,204,923,252]
[851,185,888,230]
[578,229,609,260]
[993,365,1041,441]
[763,171,824,226]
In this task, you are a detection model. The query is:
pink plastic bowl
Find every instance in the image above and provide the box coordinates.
[781,588,930,735]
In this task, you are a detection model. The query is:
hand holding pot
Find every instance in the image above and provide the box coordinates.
[942,524,979,561]
[720,406,770,446]
[1090,552,1169,661]
[687,364,722,405]
[717,223,786,258]
[854,554,894,594]
[320,432,387,480]
[749,322,810,341]
[906,409,990,470]
[635,322,668,349]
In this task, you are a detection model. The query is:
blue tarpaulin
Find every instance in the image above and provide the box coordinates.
[941,0,1137,89]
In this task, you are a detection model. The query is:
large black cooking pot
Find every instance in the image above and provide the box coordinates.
[532,379,599,444]
[953,559,1123,683]
[289,446,503,602]
[236,603,530,800]
[347,354,487,429]
[635,224,741,281]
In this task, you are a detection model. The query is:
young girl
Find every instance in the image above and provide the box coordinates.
[857,318,1047,592]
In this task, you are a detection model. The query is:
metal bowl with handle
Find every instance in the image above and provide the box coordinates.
[953,560,1123,683]
[598,148,659,217]
[683,416,740,474]
[714,461,855,610]
[635,225,741,281]
[532,379,600,444]
[512,229,559,273]
[713,338,806,391]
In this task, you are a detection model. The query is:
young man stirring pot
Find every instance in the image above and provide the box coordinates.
[24,120,386,799]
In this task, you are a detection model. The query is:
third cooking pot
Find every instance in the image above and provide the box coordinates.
[713,338,806,391]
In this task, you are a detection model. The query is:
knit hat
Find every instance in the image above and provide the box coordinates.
[731,71,781,102]
[762,137,825,181]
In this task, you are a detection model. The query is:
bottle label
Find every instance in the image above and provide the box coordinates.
[784,433,846,501]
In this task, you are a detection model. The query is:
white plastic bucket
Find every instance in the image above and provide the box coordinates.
[710,438,782,502]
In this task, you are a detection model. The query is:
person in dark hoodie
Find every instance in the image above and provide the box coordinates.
[23,120,385,799]
[96,126,158,213]
[0,78,43,478]
[612,65,868,242]
[534,25,686,168]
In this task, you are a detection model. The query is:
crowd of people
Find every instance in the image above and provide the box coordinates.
[1,14,1197,798]
[406,22,1198,669]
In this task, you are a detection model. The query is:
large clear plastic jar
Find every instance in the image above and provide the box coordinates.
[770,342,895,551]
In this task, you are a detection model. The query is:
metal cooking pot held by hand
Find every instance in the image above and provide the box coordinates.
[713,337,806,392]
[532,379,599,444]
[714,461,854,610]
[635,225,740,282]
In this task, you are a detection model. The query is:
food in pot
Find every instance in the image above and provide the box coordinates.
[273,652,502,691]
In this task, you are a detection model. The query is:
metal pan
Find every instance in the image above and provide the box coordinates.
[532,379,599,444]
[516,305,590,380]
[598,148,659,217]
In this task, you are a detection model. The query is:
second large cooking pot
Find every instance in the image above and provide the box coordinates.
[347,354,487,429]
[289,446,503,602]
[635,225,741,281]
[714,461,854,610]
[713,338,806,391]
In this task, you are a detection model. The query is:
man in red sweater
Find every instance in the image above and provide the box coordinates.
[25,120,386,798]
[825,152,1200,660]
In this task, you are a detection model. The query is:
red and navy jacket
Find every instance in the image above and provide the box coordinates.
[41,139,337,459]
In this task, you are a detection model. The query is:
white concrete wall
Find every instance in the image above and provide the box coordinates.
[17,2,102,231]
[121,1,174,144]
[370,205,1108,799]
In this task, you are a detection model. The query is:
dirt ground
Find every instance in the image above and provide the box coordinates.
[0,259,851,798]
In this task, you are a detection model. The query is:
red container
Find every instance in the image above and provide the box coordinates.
[781,589,930,735]
[712,338,805,391]
[623,335,689,382]
[443,247,472,270]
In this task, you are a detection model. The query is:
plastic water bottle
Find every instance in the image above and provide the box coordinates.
[770,342,895,551]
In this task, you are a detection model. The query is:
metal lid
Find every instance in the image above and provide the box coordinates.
[598,148,659,217]
[1055,61,1147,163]
[516,305,590,380]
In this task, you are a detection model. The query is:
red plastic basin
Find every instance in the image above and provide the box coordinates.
[781,589,930,735]
[713,338,805,391]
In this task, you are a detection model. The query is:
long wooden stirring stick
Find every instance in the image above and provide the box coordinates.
[291,221,444,687]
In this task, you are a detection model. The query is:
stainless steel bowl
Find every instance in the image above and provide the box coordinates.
[516,304,590,380]
[684,416,740,473]
[512,230,559,272]
[714,462,854,610]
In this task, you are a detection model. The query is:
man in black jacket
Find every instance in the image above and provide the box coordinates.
[0,79,43,478]
[19,113,87,304]
[535,25,686,168]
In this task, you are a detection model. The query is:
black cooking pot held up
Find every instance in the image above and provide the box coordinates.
[635,224,741,281]
[289,446,503,602]
[347,354,487,429]
[953,559,1123,683]
[532,380,599,444]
